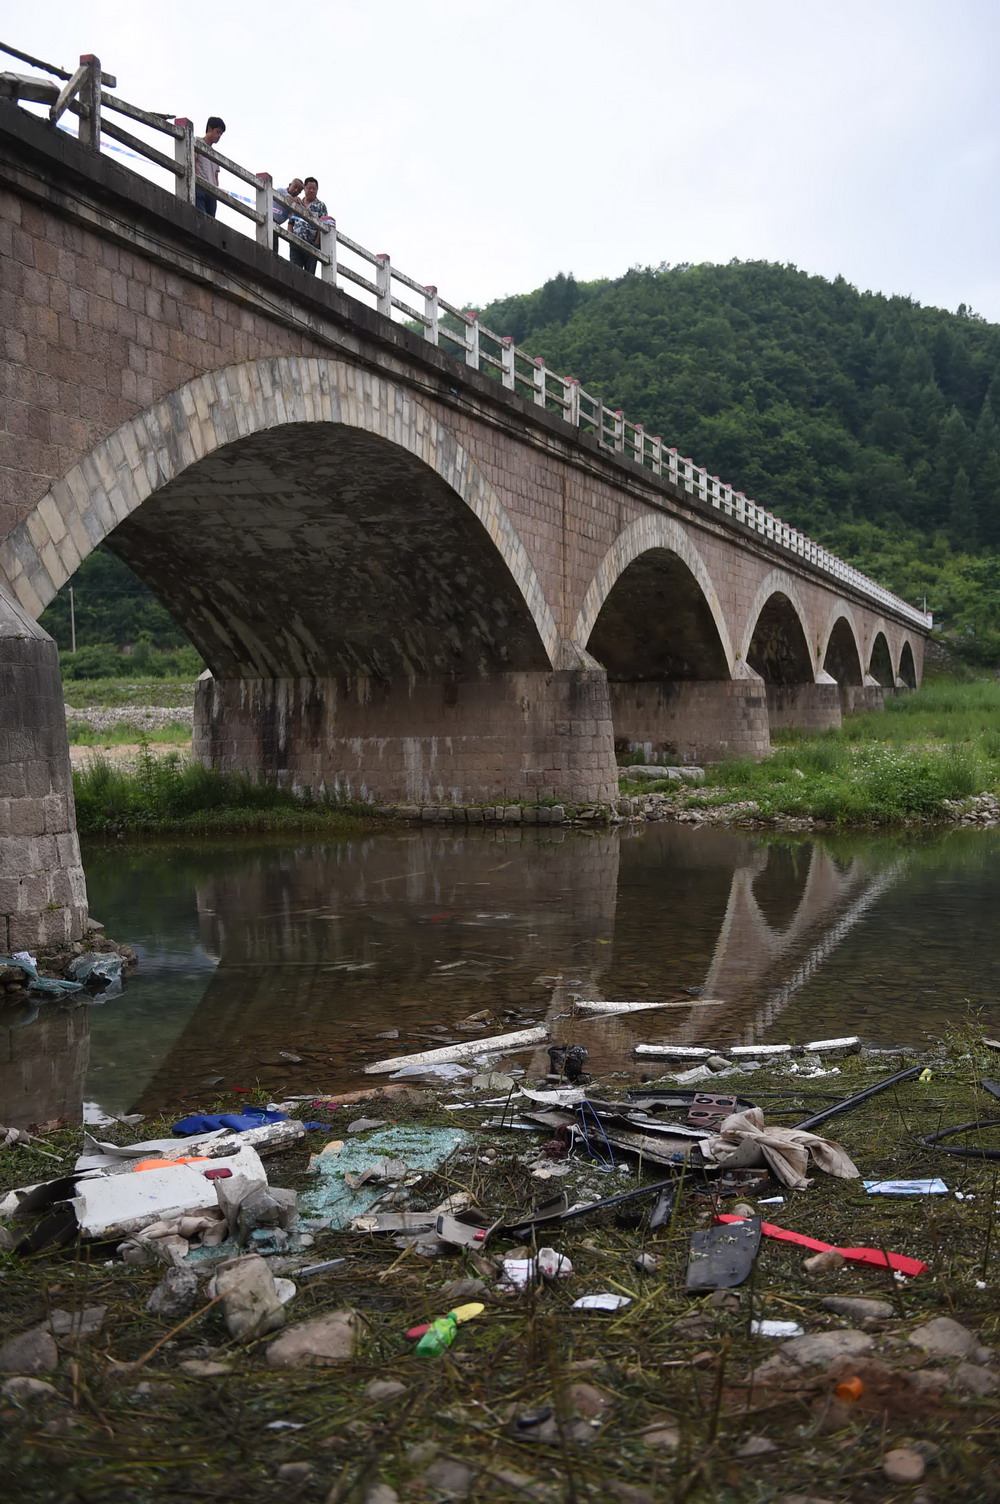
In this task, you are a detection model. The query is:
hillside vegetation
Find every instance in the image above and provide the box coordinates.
[482,262,1000,663]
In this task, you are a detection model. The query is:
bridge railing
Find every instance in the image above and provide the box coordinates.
[1,44,932,632]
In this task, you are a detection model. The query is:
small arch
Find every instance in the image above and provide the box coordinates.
[573,516,735,673]
[898,640,917,688]
[0,358,560,671]
[869,632,894,687]
[823,616,864,685]
[746,592,813,684]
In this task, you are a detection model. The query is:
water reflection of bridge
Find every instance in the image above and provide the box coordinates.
[0,824,906,1124]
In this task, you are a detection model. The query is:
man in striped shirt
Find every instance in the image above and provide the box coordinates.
[194,116,226,216]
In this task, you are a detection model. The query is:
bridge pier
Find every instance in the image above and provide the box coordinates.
[765,674,843,735]
[0,589,88,949]
[608,679,771,766]
[839,679,886,717]
[194,664,619,808]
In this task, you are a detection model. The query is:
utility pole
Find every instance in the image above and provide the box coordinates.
[69,586,76,654]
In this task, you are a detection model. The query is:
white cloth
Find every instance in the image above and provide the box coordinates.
[706,1107,860,1191]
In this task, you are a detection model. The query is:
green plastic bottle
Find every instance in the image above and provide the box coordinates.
[415,1312,458,1356]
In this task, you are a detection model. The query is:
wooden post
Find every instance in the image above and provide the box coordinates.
[77,54,101,150]
[375,254,392,318]
[424,286,439,345]
[174,117,195,204]
[255,172,273,248]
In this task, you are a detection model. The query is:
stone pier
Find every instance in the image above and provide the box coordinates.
[194,666,619,807]
[608,679,771,765]
[0,589,88,948]
[765,676,843,735]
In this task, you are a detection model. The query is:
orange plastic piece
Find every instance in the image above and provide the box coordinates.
[131,1157,212,1172]
[835,1376,865,1402]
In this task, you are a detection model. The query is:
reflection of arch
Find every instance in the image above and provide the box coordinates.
[869,631,894,687]
[573,516,736,672]
[823,615,864,685]
[746,591,814,684]
[898,641,917,688]
[0,358,560,674]
[752,844,815,932]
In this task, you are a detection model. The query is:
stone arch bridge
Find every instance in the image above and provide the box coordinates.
[0,101,928,946]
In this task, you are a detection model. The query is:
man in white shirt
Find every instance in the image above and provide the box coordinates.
[194,116,226,216]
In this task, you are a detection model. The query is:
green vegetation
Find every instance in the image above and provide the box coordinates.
[61,677,197,709]
[482,263,1000,663]
[74,747,373,836]
[660,679,1000,823]
[65,719,191,746]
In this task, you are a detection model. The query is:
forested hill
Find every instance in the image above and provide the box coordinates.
[481,263,1000,663]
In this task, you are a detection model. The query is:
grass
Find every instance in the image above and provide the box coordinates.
[623,679,1000,825]
[73,746,375,836]
[62,677,198,710]
[66,720,192,746]
[1,1037,998,1502]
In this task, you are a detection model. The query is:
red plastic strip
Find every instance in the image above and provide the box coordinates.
[714,1214,928,1277]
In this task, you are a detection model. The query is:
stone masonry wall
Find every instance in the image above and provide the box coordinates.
[609,680,771,765]
[194,670,619,807]
[0,586,88,947]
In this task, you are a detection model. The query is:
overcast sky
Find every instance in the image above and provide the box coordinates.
[6,0,1000,321]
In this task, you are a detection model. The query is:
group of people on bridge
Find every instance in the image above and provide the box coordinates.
[193,116,330,275]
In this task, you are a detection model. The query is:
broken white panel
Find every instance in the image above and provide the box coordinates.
[72,1144,267,1238]
[729,1043,795,1058]
[364,1026,548,1075]
[803,1035,862,1054]
[574,999,725,1016]
[633,1045,714,1060]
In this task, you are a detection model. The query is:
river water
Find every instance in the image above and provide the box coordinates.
[2,822,999,1127]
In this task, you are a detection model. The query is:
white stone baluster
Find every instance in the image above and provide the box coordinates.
[375,254,392,318]
[500,337,515,390]
[533,357,546,406]
[424,286,439,345]
[173,116,195,204]
[255,172,272,249]
[320,219,337,285]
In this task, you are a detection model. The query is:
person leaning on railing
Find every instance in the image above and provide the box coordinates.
[288,177,329,275]
[273,177,304,252]
[193,116,226,215]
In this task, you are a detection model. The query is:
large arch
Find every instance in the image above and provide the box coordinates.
[739,571,814,673]
[823,615,864,686]
[869,631,894,688]
[898,640,917,688]
[573,515,736,671]
[746,591,814,684]
[0,358,561,674]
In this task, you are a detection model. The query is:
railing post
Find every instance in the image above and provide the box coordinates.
[566,379,581,428]
[375,253,392,318]
[533,356,546,407]
[77,54,102,150]
[650,436,662,475]
[174,117,195,204]
[500,337,515,390]
[320,219,337,285]
[424,286,439,345]
[464,311,480,370]
[613,409,625,452]
[255,173,273,249]
[633,422,644,465]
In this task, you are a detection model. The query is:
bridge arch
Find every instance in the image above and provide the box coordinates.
[0,358,561,676]
[573,515,736,675]
[742,575,814,684]
[898,640,917,688]
[869,630,895,687]
[822,613,864,686]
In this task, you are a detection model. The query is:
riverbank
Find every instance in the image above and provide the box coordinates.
[66,678,1000,835]
[0,1035,997,1503]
